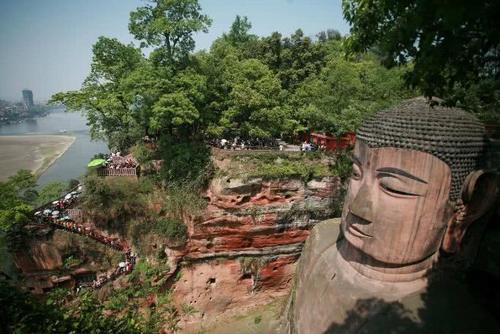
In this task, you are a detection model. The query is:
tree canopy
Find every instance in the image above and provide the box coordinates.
[0,281,141,334]
[51,0,416,180]
[0,170,37,233]
[129,0,211,66]
[343,0,500,122]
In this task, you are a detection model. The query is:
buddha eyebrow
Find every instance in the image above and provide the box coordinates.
[350,154,362,166]
[376,167,428,184]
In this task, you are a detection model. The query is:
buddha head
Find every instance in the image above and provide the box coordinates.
[340,98,498,278]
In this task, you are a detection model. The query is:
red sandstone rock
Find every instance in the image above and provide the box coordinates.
[173,256,296,332]
[170,176,339,329]
[14,241,63,273]
[181,176,338,259]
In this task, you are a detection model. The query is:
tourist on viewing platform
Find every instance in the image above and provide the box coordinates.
[220,138,227,149]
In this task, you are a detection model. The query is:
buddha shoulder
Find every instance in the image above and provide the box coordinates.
[299,218,341,270]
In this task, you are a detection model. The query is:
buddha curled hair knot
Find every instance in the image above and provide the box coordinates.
[357,97,487,200]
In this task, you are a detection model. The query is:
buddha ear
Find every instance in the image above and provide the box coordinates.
[442,170,499,253]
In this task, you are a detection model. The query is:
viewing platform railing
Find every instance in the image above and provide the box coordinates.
[97,167,138,177]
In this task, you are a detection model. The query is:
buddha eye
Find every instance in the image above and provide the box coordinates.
[378,175,420,197]
[351,164,362,180]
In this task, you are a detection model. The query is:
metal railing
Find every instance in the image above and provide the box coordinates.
[31,185,80,215]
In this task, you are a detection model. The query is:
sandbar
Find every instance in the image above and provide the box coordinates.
[0,135,75,181]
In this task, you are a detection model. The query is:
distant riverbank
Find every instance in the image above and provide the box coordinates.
[0,110,108,185]
[0,134,75,181]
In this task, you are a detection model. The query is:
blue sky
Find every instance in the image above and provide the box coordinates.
[0,0,349,102]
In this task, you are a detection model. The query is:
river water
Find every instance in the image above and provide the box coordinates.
[0,109,108,185]
[0,109,109,278]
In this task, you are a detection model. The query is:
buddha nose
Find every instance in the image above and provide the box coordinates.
[349,183,374,223]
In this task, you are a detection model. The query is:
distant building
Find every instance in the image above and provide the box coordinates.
[22,89,34,110]
[306,131,356,151]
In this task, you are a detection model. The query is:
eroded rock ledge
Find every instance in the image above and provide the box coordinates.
[168,175,340,331]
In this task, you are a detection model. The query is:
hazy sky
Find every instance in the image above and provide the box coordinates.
[0,0,349,102]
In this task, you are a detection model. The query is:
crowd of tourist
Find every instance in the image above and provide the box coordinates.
[53,220,128,252]
[89,250,136,289]
[34,185,84,222]
[208,137,328,152]
[300,141,324,152]
[104,152,138,169]
[208,137,281,150]
[32,183,136,290]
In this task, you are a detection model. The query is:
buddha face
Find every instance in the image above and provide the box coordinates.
[341,140,453,265]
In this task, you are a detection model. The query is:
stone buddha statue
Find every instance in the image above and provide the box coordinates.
[282,98,499,333]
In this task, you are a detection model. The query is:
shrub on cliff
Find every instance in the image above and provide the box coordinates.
[0,170,37,250]
[36,181,67,207]
[0,280,141,333]
[80,175,150,230]
[162,181,207,218]
[130,143,155,165]
[330,149,353,182]
[154,218,188,245]
[158,138,213,188]
[223,152,335,181]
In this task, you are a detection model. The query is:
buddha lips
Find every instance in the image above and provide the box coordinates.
[344,212,373,238]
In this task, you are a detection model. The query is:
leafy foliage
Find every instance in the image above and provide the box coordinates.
[62,255,83,270]
[37,181,67,207]
[158,181,206,237]
[103,259,178,333]
[129,0,212,66]
[0,170,36,233]
[129,142,155,165]
[80,176,150,229]
[158,138,212,185]
[154,218,188,243]
[50,37,145,150]
[224,15,256,46]
[51,0,415,164]
[343,0,500,122]
[292,52,413,135]
[0,280,141,333]
[181,302,198,315]
[219,152,337,181]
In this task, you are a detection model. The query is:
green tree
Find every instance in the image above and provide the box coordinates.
[292,53,414,135]
[224,15,256,46]
[0,170,36,233]
[51,37,145,150]
[6,169,37,202]
[257,32,283,73]
[317,29,342,43]
[212,57,290,138]
[129,0,212,67]
[343,0,500,121]
[37,181,66,207]
[447,79,500,123]
[0,280,141,333]
[149,68,208,138]
[158,137,211,184]
[52,1,213,152]
[275,29,327,91]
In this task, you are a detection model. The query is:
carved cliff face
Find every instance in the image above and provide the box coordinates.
[341,140,453,265]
